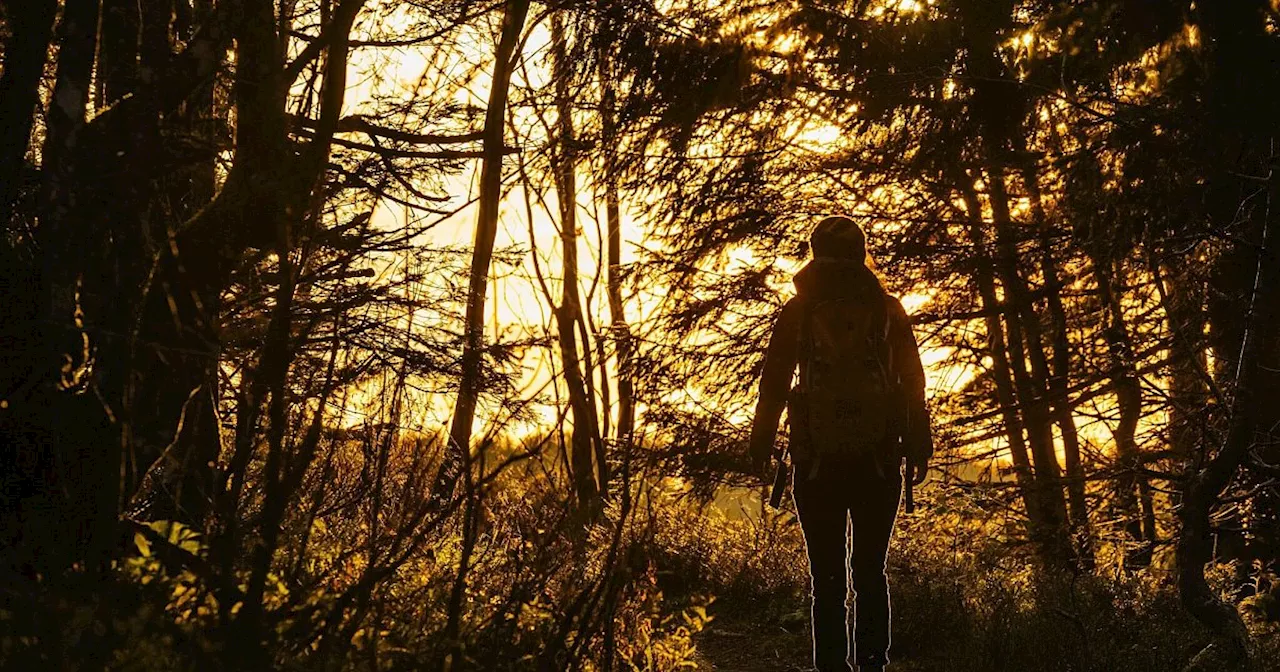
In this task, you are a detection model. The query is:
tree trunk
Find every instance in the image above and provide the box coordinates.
[0,0,58,566]
[550,10,606,507]
[1193,0,1279,582]
[955,0,1072,566]
[1021,163,1093,562]
[434,0,531,503]
[1177,181,1278,670]
[153,0,222,526]
[177,0,219,209]
[1159,261,1209,474]
[0,0,57,228]
[214,0,363,662]
[599,34,636,449]
[958,183,1055,558]
[41,0,100,203]
[97,0,140,107]
[35,0,111,577]
[1086,235,1158,567]
[985,166,1072,565]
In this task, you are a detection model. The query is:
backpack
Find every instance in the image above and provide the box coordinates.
[787,293,906,469]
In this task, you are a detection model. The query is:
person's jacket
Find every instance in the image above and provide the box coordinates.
[747,258,934,466]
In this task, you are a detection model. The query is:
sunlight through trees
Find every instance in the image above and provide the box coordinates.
[1,1,1278,669]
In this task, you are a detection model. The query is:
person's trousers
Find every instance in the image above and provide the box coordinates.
[792,459,902,672]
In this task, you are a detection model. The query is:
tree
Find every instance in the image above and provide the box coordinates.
[435,0,532,508]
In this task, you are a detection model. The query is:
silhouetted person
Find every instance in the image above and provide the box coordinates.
[749,216,934,672]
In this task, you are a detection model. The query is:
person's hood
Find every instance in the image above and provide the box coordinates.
[793,258,884,301]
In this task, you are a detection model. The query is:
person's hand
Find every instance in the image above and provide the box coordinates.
[907,458,928,486]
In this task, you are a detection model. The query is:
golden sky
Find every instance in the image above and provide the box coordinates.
[323,2,1134,472]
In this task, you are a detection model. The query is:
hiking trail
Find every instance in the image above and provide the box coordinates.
[692,605,922,672]
[692,607,813,672]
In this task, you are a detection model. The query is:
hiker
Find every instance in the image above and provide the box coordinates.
[748,216,934,672]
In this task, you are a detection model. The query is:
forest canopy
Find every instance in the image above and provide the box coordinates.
[1,0,1279,670]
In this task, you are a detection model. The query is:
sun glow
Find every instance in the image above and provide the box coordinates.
[331,1,1030,459]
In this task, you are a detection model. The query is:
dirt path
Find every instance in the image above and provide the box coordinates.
[692,607,812,672]
[692,603,921,672]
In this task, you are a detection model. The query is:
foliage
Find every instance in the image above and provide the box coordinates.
[2,0,1280,670]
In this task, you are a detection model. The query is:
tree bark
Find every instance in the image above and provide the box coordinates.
[149,0,222,525]
[0,0,57,228]
[1086,234,1158,567]
[1177,180,1278,670]
[956,0,1073,564]
[1021,163,1093,561]
[549,10,606,507]
[1191,0,1276,581]
[0,0,58,565]
[434,0,531,503]
[35,0,110,577]
[985,166,1072,565]
[214,0,363,663]
[1159,261,1209,472]
[97,0,140,107]
[599,32,636,450]
[958,183,1055,558]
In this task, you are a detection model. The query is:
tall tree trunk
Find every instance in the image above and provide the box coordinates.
[1191,0,1275,581]
[0,0,58,566]
[151,0,222,526]
[550,10,605,506]
[97,0,140,107]
[598,32,635,449]
[1021,163,1093,562]
[1086,234,1158,567]
[1159,260,1209,473]
[178,0,218,209]
[958,183,1056,560]
[41,0,100,206]
[1177,180,1278,670]
[36,0,111,577]
[985,166,1072,565]
[957,0,1073,563]
[0,0,57,228]
[216,0,362,662]
[206,0,293,647]
[434,0,531,503]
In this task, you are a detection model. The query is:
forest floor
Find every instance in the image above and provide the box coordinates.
[692,610,812,672]
[691,599,921,672]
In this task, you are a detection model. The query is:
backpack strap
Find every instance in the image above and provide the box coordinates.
[795,297,814,392]
[882,298,895,373]
[869,293,897,387]
[790,296,822,480]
